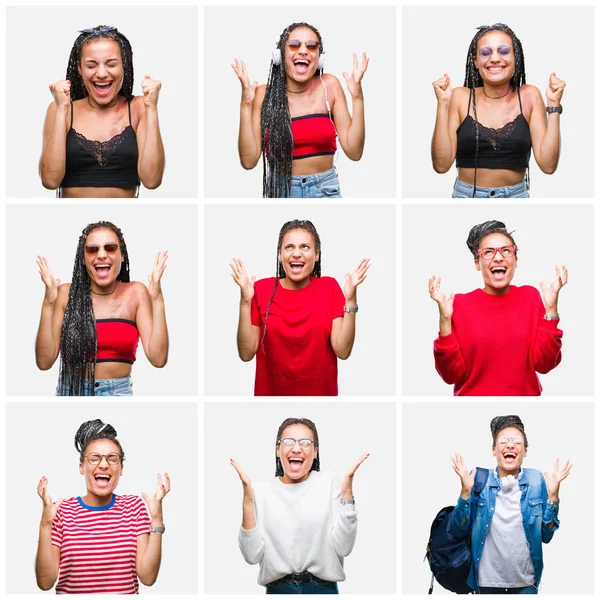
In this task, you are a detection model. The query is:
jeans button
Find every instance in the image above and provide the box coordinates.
[490,190,496,196]
[95,382,100,387]
[301,178,307,184]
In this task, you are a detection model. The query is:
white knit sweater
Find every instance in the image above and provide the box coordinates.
[238,471,358,586]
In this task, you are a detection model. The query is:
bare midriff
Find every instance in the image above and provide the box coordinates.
[62,187,137,198]
[458,167,526,188]
[94,362,133,380]
[291,154,335,176]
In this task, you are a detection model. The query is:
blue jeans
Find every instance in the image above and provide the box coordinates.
[478,586,538,594]
[452,178,529,198]
[56,376,133,396]
[266,573,339,594]
[289,167,341,198]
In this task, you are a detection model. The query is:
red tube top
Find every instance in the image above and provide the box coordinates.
[291,113,336,160]
[96,319,139,364]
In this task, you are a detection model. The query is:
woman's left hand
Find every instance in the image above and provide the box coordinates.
[141,75,162,109]
[341,453,370,499]
[543,458,572,500]
[344,258,370,302]
[142,472,171,520]
[147,251,168,300]
[342,52,369,100]
[546,72,566,106]
[539,265,568,312]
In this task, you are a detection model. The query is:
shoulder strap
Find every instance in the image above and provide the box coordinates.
[467,89,472,116]
[517,86,523,114]
[473,467,489,496]
[70,98,74,128]
[127,98,132,125]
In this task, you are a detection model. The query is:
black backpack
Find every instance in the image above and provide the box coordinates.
[425,467,489,594]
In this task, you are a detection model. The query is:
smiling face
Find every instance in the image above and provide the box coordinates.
[83,227,124,292]
[277,424,318,484]
[79,439,123,505]
[493,426,527,477]
[474,31,515,86]
[279,229,319,289]
[284,26,321,83]
[78,38,124,107]
[474,233,517,295]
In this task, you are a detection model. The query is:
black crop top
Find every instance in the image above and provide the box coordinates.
[60,99,140,188]
[455,88,531,170]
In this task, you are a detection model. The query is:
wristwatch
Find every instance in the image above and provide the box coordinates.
[547,499,560,506]
[149,525,166,533]
[344,305,359,313]
[543,313,560,321]
[546,105,563,114]
[341,498,356,505]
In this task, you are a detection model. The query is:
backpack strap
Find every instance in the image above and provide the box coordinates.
[469,467,489,528]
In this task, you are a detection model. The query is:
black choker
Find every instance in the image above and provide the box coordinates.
[483,88,510,100]
[87,97,119,110]
[92,284,117,296]
[287,87,310,94]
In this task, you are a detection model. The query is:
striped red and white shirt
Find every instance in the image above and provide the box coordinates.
[51,494,151,594]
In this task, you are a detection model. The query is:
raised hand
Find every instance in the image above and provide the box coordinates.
[432,73,452,105]
[344,258,370,302]
[429,275,454,321]
[342,52,369,99]
[230,258,256,304]
[141,75,162,109]
[147,251,168,300]
[546,72,566,106]
[230,458,254,501]
[341,453,369,498]
[141,473,170,521]
[544,458,572,500]
[231,59,258,107]
[49,79,71,108]
[37,477,64,526]
[539,265,568,312]
[451,453,475,499]
[36,256,60,306]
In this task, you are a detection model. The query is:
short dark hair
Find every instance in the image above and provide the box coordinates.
[466,220,517,258]
[490,415,528,449]
[275,417,320,476]
[75,419,125,462]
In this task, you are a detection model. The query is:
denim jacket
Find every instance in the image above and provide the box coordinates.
[449,468,560,593]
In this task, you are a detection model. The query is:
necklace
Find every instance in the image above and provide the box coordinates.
[287,86,310,94]
[483,88,510,100]
[87,96,119,110]
[91,283,118,296]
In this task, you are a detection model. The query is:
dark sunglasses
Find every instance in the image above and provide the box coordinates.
[84,243,120,255]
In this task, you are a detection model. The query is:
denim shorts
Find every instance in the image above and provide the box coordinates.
[55,376,133,396]
[452,178,529,198]
[266,572,339,594]
[289,167,342,198]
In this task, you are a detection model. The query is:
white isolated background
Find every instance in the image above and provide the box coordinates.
[204,401,396,594]
[402,6,594,198]
[402,204,593,396]
[402,402,593,594]
[204,6,396,198]
[204,203,396,396]
[6,402,198,594]
[6,6,198,198]
[6,204,198,396]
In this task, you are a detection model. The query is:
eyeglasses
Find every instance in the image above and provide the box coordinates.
[84,243,120,255]
[278,438,315,447]
[477,245,517,260]
[497,436,524,446]
[85,452,122,465]
[478,44,512,59]
[287,39,320,52]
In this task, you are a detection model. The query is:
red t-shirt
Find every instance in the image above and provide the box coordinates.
[433,285,563,396]
[251,276,345,396]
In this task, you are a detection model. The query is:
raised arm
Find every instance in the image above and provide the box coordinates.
[35,477,63,591]
[136,77,165,189]
[229,258,260,361]
[431,78,463,173]
[448,454,476,540]
[542,458,571,540]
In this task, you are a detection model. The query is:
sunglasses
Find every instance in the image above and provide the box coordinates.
[287,39,320,52]
[478,44,512,59]
[84,243,120,255]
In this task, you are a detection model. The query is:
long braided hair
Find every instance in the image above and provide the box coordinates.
[463,24,526,197]
[261,23,325,198]
[66,25,134,101]
[275,417,321,477]
[57,222,130,396]
[261,219,322,353]
[75,419,126,463]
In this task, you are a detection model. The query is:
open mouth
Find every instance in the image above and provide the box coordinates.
[288,457,305,473]
[293,59,310,75]
[289,261,305,274]
[94,473,112,488]
[92,81,114,96]
[503,452,517,463]
[486,66,506,73]
[94,263,112,278]
[490,267,507,281]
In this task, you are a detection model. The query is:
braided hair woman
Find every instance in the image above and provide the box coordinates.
[229,219,370,395]
[35,419,170,593]
[232,22,368,198]
[35,221,169,396]
[40,25,165,197]
[431,23,565,198]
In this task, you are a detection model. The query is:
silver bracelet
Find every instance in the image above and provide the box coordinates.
[344,305,358,313]
[543,313,560,321]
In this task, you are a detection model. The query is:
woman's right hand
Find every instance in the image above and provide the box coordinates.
[48,79,71,108]
[432,73,452,105]
[231,59,258,108]
[230,258,255,304]
[429,275,454,320]
[230,458,254,501]
[37,256,60,306]
[451,453,475,500]
[37,477,63,527]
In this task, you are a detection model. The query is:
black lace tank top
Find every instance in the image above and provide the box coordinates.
[455,87,531,170]
[61,99,140,188]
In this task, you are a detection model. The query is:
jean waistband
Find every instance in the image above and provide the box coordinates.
[290,167,337,185]
[454,178,527,194]
[93,376,131,389]
[272,572,317,584]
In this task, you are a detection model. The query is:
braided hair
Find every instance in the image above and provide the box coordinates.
[490,415,528,448]
[466,220,517,258]
[275,417,321,477]
[66,25,134,101]
[261,23,325,198]
[463,24,526,197]
[261,219,322,353]
[75,418,125,463]
[57,222,130,396]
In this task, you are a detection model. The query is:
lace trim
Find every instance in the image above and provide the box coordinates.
[475,115,521,152]
[71,126,133,167]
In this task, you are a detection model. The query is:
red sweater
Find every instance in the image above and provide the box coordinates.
[251,276,345,396]
[433,285,562,396]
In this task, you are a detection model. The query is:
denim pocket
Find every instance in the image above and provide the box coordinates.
[321,184,341,197]
[528,499,543,517]
[312,577,337,589]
